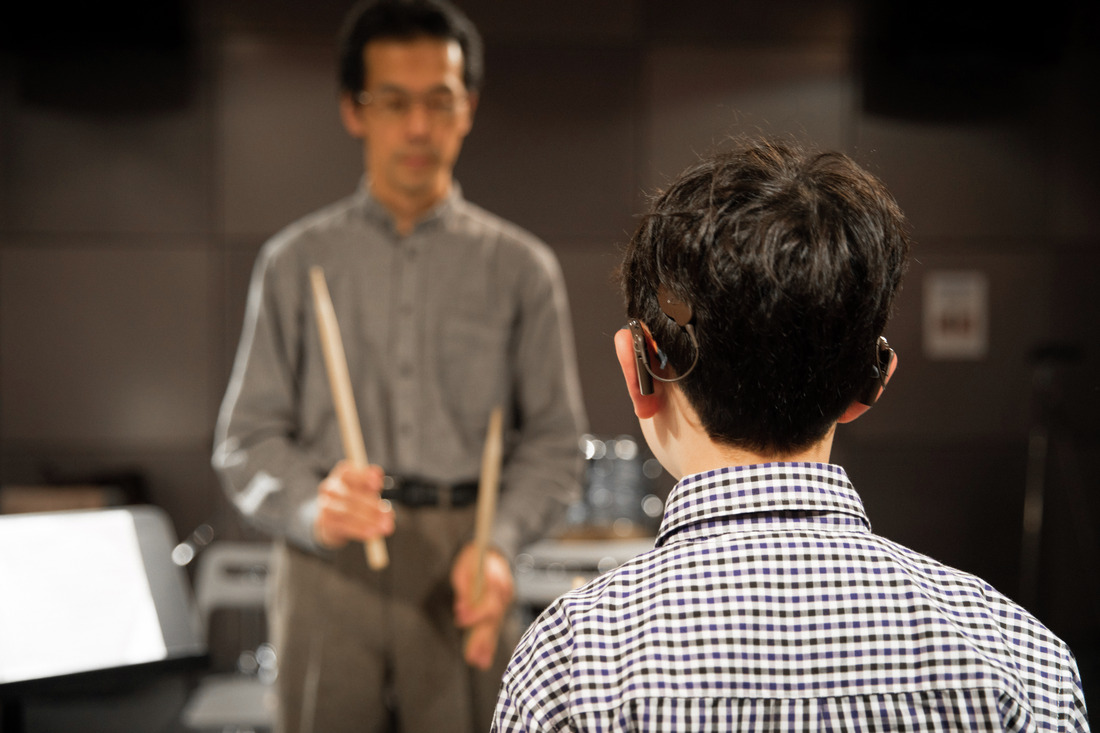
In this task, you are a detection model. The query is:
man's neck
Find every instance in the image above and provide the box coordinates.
[372,181,451,236]
[682,431,835,477]
[652,385,836,480]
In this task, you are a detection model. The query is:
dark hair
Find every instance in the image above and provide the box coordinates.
[337,0,484,94]
[620,137,911,454]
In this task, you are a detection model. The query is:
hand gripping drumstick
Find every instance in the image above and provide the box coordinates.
[309,266,389,570]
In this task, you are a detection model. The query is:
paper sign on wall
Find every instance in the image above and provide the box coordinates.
[923,270,989,360]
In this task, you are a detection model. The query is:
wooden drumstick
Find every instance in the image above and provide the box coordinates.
[463,405,504,666]
[309,266,389,570]
[471,405,504,602]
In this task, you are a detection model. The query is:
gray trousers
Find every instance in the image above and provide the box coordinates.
[268,504,518,733]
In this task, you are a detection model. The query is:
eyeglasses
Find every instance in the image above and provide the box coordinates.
[356,89,468,122]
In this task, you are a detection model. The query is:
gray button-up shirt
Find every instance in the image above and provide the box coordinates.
[213,182,587,557]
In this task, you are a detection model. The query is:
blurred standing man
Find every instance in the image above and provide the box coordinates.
[212,1,587,730]
[493,138,1090,731]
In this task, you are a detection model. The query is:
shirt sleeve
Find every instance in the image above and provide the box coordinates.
[491,685,533,733]
[491,241,588,559]
[211,239,329,550]
[1066,651,1090,732]
[493,600,577,733]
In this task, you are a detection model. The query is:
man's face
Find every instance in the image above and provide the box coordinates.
[345,37,474,211]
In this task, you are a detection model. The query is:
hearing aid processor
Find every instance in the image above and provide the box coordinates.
[627,320,655,396]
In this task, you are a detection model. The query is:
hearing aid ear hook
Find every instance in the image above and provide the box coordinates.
[858,336,896,407]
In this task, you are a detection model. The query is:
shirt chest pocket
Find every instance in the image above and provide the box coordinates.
[435,308,512,435]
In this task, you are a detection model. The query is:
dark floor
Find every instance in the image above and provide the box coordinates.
[2,674,192,733]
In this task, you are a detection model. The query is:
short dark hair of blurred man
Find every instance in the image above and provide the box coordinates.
[492,138,1089,731]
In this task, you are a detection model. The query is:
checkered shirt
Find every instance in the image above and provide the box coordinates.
[493,462,1090,732]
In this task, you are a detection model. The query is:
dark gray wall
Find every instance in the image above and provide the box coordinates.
[2,0,1098,705]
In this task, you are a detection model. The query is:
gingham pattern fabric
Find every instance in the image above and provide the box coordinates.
[493,463,1090,732]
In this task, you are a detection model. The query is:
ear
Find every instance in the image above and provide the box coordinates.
[838,348,898,424]
[465,91,480,124]
[453,90,478,140]
[339,92,367,140]
[614,327,661,420]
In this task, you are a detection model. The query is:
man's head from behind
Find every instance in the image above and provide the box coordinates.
[620,138,910,456]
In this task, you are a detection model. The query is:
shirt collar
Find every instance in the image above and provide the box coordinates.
[355,177,464,234]
[655,462,871,548]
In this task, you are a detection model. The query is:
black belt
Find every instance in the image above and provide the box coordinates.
[381,476,479,508]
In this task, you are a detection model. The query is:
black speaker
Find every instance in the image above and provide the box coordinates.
[2,1,196,114]
[858,0,1069,122]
